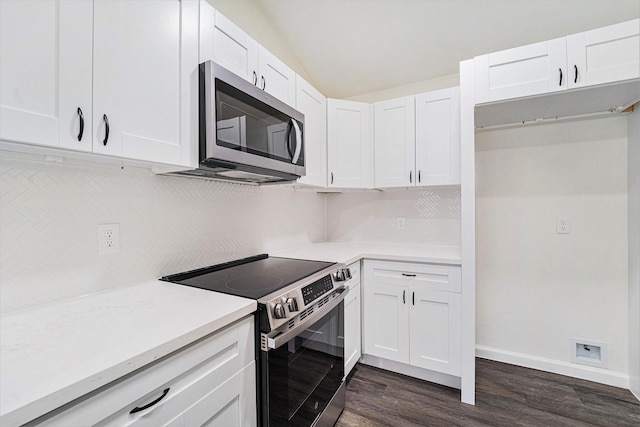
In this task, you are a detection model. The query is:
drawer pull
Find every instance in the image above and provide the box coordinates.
[130,388,170,414]
[77,107,84,141]
[403,290,406,304]
[402,273,416,277]
[102,114,110,146]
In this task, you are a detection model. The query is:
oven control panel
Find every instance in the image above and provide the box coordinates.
[301,275,334,305]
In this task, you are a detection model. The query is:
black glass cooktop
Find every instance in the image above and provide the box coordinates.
[161,254,335,300]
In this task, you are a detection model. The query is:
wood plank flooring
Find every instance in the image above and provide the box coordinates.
[336,358,640,426]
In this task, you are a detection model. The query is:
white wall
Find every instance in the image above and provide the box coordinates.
[346,74,460,103]
[475,115,629,384]
[0,156,325,314]
[325,188,460,246]
[629,106,640,398]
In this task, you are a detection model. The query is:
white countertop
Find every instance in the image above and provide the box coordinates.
[273,241,462,266]
[0,280,256,427]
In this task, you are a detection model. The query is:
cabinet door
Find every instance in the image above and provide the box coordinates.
[344,283,361,376]
[93,0,198,165]
[475,38,567,103]
[259,47,296,106]
[327,99,373,188]
[212,10,258,83]
[415,87,460,186]
[296,76,327,187]
[409,289,460,376]
[167,363,256,427]
[363,265,409,363]
[0,0,92,151]
[567,19,640,89]
[374,96,416,188]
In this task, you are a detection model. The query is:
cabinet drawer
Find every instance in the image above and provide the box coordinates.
[365,260,461,293]
[31,316,254,426]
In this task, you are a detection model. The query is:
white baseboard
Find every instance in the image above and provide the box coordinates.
[476,345,630,389]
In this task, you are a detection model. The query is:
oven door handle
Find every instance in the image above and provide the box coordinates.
[264,286,349,351]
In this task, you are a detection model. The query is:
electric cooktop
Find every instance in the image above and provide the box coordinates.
[160,254,335,300]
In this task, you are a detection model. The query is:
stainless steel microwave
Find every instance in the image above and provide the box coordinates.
[182,61,305,184]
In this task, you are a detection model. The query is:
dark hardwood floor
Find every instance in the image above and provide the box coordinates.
[336,359,640,426]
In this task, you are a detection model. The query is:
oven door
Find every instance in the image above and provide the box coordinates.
[260,297,345,426]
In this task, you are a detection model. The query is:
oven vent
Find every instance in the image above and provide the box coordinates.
[261,334,267,350]
[300,306,313,320]
[318,295,330,308]
[288,319,295,329]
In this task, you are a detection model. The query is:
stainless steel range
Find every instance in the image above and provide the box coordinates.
[161,254,352,427]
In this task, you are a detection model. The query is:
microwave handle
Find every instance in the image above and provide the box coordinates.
[291,119,302,164]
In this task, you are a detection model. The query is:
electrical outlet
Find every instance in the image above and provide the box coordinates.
[556,217,571,234]
[397,217,406,230]
[98,224,120,254]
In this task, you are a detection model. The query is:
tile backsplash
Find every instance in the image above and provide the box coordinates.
[326,187,460,245]
[0,157,325,314]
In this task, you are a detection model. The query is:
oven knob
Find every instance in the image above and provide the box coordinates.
[286,297,299,312]
[273,303,287,319]
[345,268,352,280]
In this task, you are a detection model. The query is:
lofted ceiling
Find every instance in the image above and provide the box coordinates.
[252,0,640,99]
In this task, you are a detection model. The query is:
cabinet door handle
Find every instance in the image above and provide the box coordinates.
[331,172,334,185]
[402,273,416,277]
[559,68,563,86]
[129,388,170,414]
[418,170,421,183]
[412,291,415,306]
[409,171,413,183]
[102,114,110,146]
[261,76,266,90]
[77,107,84,141]
[403,290,406,304]
[253,70,258,85]
[574,65,578,84]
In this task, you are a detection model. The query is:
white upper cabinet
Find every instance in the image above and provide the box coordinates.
[0,0,198,167]
[373,89,460,188]
[0,0,93,152]
[374,96,415,188]
[258,47,296,106]
[327,99,373,188]
[202,5,296,106]
[474,38,567,103]
[567,19,640,89]
[415,87,460,186]
[208,9,258,83]
[93,0,198,165]
[295,76,327,187]
[475,19,640,104]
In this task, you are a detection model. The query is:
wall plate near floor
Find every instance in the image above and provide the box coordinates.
[569,337,607,368]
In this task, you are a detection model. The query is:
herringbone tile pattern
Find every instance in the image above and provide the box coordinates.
[0,157,325,314]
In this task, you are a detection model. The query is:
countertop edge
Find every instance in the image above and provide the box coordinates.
[0,301,256,427]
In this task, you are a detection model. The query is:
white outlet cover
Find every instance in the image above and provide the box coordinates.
[397,217,406,230]
[98,224,120,254]
[556,216,571,234]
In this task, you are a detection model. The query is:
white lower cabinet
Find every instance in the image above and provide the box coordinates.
[362,260,461,377]
[343,262,361,376]
[30,316,256,427]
